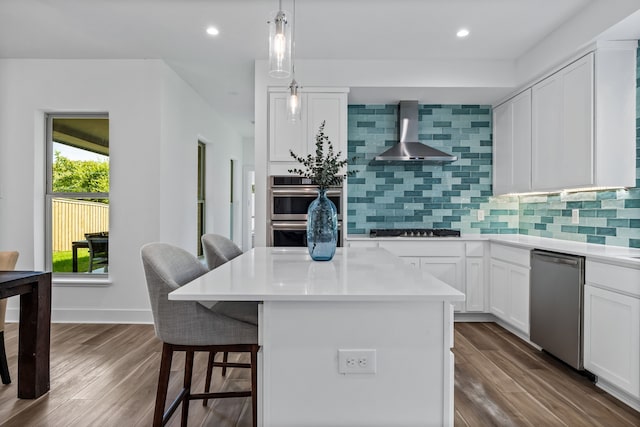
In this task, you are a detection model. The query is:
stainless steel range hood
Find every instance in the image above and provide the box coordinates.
[374,100,457,162]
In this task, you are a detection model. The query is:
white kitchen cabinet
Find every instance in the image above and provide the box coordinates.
[420,257,465,312]
[532,53,593,191]
[465,245,485,312]
[489,243,530,335]
[268,88,348,175]
[493,89,531,195]
[489,259,509,319]
[379,241,468,312]
[493,41,636,194]
[584,261,640,406]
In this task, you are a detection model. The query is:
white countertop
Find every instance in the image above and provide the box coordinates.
[169,247,465,302]
[347,234,640,268]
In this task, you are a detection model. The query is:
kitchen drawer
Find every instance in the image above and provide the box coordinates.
[490,243,530,267]
[586,260,640,297]
[466,242,485,257]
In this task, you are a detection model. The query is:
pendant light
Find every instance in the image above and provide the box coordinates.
[287,76,301,121]
[287,0,301,121]
[268,0,292,78]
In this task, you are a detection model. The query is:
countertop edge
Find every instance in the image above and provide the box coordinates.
[346,234,640,268]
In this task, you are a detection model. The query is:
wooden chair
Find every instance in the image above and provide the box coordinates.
[141,243,258,427]
[0,251,19,385]
[85,232,108,272]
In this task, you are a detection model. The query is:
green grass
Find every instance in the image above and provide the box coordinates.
[53,249,90,273]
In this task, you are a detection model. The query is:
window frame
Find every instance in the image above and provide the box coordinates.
[197,141,206,257]
[45,112,110,278]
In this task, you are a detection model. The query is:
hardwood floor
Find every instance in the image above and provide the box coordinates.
[0,322,638,426]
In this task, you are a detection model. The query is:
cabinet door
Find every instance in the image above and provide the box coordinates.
[584,284,640,398]
[493,89,531,195]
[561,53,594,188]
[421,257,465,312]
[492,101,512,195]
[306,93,348,155]
[508,265,530,335]
[511,90,532,193]
[532,71,563,190]
[532,53,594,191]
[465,257,484,312]
[269,92,306,162]
[489,260,509,320]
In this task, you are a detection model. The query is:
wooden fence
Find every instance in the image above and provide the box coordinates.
[52,198,109,252]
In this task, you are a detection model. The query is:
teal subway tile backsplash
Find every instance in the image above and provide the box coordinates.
[347,45,640,248]
[347,103,518,234]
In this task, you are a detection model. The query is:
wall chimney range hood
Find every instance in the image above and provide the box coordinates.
[374,100,457,163]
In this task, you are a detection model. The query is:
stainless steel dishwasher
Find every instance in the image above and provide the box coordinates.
[530,250,586,370]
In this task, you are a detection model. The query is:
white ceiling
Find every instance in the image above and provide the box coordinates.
[1,0,639,138]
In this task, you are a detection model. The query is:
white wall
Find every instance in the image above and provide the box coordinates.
[0,59,244,323]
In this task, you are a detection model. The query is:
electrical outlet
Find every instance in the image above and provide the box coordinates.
[477,209,485,221]
[338,349,376,374]
[571,209,579,224]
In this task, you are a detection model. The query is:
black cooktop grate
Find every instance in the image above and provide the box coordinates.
[369,229,461,238]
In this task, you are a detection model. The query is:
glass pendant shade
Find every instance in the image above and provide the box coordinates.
[287,79,301,121]
[268,10,292,78]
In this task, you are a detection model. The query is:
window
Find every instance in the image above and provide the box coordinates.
[46,114,109,275]
[197,142,206,257]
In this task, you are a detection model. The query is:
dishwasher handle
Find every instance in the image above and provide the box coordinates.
[532,250,582,266]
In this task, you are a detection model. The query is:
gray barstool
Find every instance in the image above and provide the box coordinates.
[200,233,253,401]
[141,243,259,427]
[201,233,243,270]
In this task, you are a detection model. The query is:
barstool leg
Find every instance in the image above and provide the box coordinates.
[203,351,215,406]
[153,343,173,427]
[250,345,258,427]
[181,350,195,427]
[222,351,228,376]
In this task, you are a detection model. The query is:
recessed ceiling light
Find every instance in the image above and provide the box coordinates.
[456,28,470,38]
[206,26,220,36]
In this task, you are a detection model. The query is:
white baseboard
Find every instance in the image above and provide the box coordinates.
[6,307,154,324]
[595,377,640,413]
[454,312,495,322]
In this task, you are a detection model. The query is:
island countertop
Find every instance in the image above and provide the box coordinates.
[169,246,465,302]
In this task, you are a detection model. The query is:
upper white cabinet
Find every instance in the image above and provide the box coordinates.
[532,53,594,191]
[493,89,531,195]
[268,88,348,175]
[493,41,637,194]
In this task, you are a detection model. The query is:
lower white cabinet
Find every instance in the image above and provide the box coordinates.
[489,244,530,335]
[420,257,465,312]
[584,261,640,404]
[465,242,486,312]
[351,240,486,313]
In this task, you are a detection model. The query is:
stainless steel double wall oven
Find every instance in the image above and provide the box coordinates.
[268,176,343,247]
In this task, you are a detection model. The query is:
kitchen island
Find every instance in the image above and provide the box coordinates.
[170,247,464,427]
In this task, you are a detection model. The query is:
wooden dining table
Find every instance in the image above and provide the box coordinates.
[0,271,51,398]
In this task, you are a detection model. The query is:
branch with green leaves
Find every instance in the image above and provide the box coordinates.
[288,120,356,190]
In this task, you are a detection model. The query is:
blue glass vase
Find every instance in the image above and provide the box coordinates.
[307,188,338,261]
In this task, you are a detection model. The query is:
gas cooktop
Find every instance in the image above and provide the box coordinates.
[369,228,461,238]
